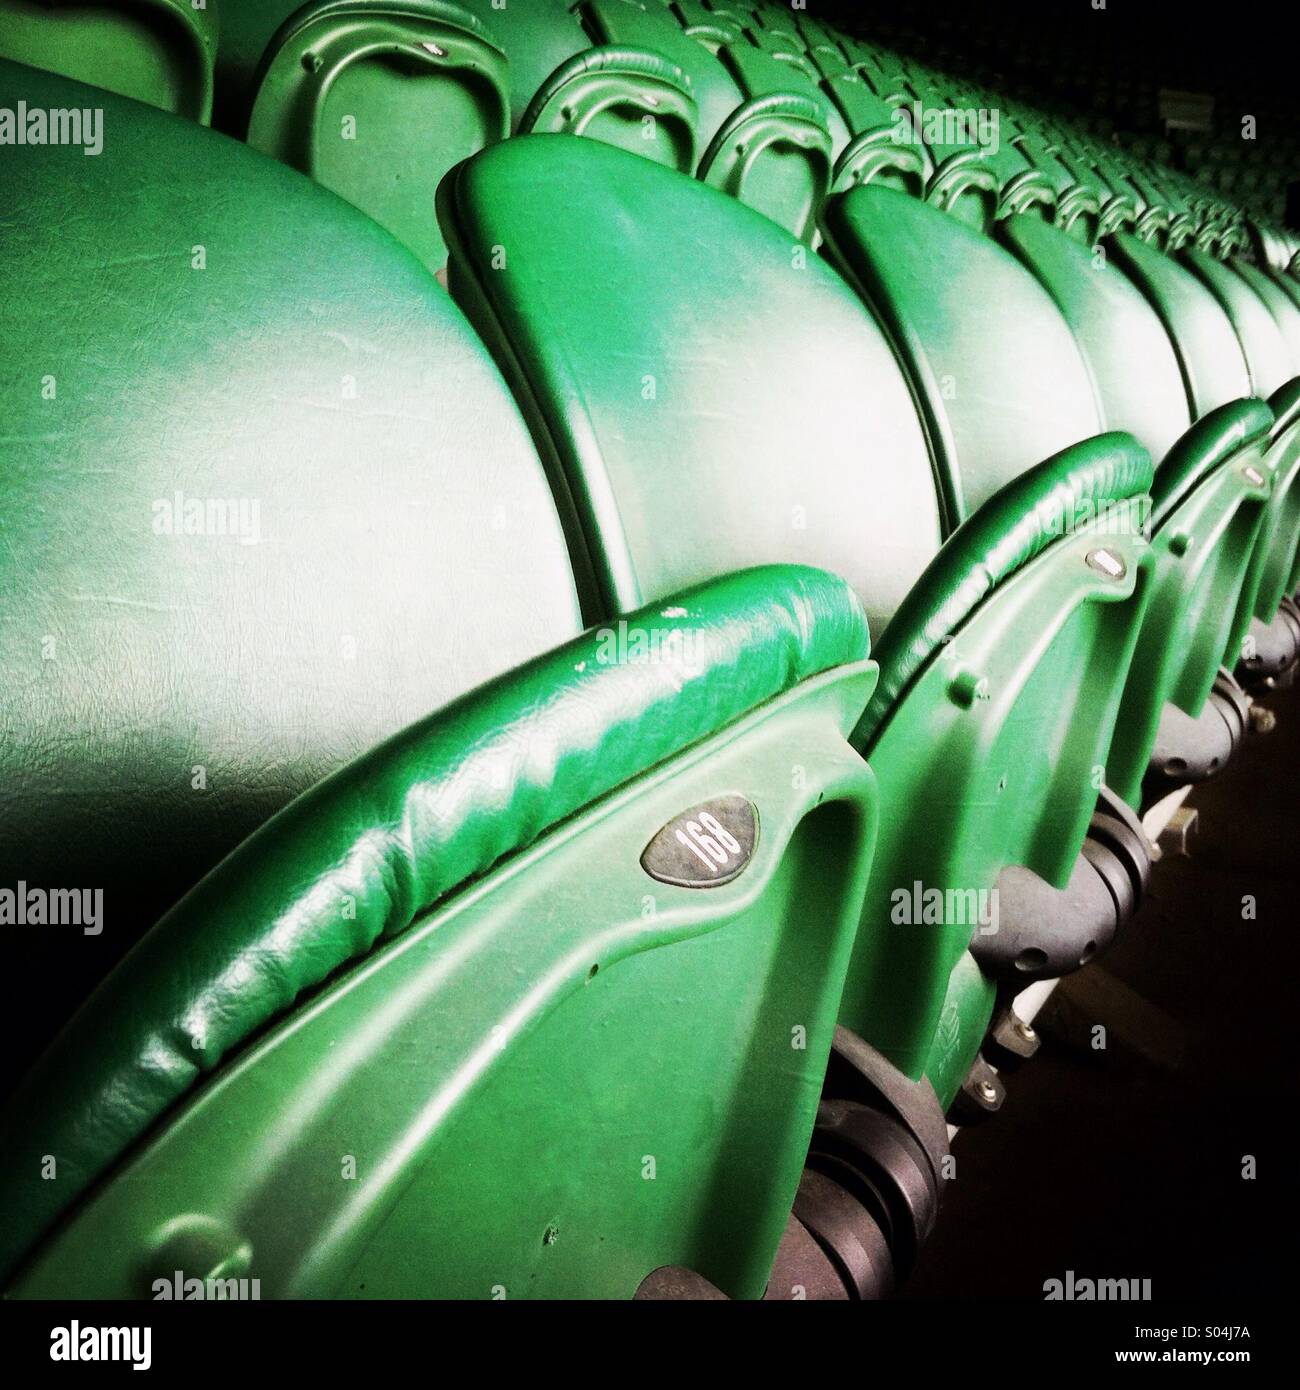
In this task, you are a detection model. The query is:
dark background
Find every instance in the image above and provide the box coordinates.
[821,0,1300,229]
[813,0,1300,1299]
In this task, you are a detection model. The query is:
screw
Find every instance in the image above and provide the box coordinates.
[1015,1020,1037,1043]
[978,1079,999,1103]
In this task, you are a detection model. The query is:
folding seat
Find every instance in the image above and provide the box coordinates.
[817,55,933,200]
[0,56,580,1095]
[1008,116,1108,245]
[0,0,215,119]
[1015,123,1139,244]
[904,74,1054,232]
[455,0,838,238]
[997,212,1293,792]
[0,63,883,1300]
[211,1,511,269]
[701,23,850,235]
[1103,232,1300,694]
[818,183,1274,812]
[580,0,843,237]
[438,136,1158,1162]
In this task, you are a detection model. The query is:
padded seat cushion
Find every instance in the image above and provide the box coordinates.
[0,63,580,1086]
[439,134,944,639]
[1149,398,1274,530]
[999,211,1191,465]
[0,564,868,1285]
[857,432,1153,744]
[821,185,1105,526]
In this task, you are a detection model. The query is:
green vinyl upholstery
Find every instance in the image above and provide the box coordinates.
[1107,231,1253,414]
[1149,399,1275,531]
[999,210,1193,466]
[439,133,944,639]
[820,184,1106,526]
[0,564,868,1286]
[0,60,580,1084]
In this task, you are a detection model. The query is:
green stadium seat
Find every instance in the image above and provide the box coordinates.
[0,55,580,1105]
[0,60,884,1302]
[822,186,1272,808]
[440,135,1155,1117]
[0,0,215,119]
[216,0,512,269]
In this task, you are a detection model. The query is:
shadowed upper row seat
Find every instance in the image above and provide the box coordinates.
[0,0,215,120]
[213,0,512,268]
[0,58,581,1091]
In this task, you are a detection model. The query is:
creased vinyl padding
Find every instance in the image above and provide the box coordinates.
[856,432,1153,747]
[0,565,868,1285]
[1149,398,1274,530]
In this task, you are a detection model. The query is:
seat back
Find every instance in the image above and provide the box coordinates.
[820,184,1104,527]
[701,37,836,239]
[1230,260,1300,369]
[999,209,1192,465]
[1180,247,1293,399]
[440,134,943,639]
[234,0,512,269]
[0,0,215,119]
[1107,231,1253,415]
[0,63,580,1089]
